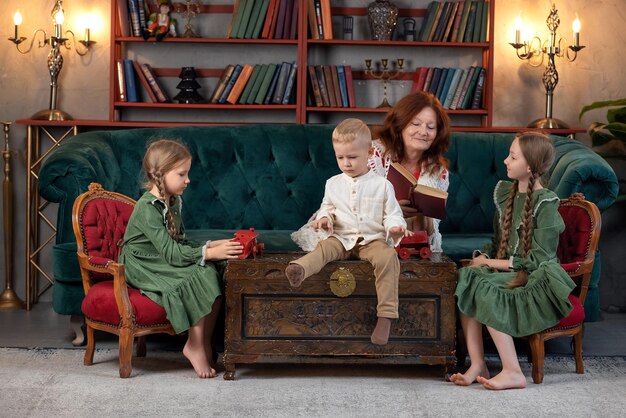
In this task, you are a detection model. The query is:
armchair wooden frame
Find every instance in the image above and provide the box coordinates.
[72,183,176,378]
[528,193,602,384]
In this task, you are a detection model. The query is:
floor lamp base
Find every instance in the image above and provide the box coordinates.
[0,288,25,310]
[31,108,73,121]
[527,117,570,129]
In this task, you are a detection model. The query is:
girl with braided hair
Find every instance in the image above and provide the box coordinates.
[449,132,575,390]
[119,139,243,378]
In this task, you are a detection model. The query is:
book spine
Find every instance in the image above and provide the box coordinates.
[226,0,241,38]
[322,65,338,107]
[462,65,482,109]
[422,67,434,92]
[320,0,333,40]
[272,62,292,104]
[209,65,234,104]
[442,2,459,42]
[127,0,141,37]
[315,65,330,107]
[123,59,138,102]
[274,0,289,40]
[307,65,323,107]
[281,0,294,39]
[289,0,299,40]
[313,0,324,39]
[268,0,282,39]
[235,0,255,39]
[132,60,156,103]
[479,1,489,42]
[471,0,484,43]
[427,2,444,42]
[238,64,261,104]
[419,2,438,42]
[455,66,476,109]
[307,0,319,39]
[282,63,298,104]
[470,67,486,109]
[244,0,265,39]
[246,64,269,104]
[117,0,131,37]
[254,63,278,104]
[443,68,462,109]
[434,68,449,100]
[462,1,477,42]
[263,65,282,104]
[260,0,277,39]
[252,0,271,39]
[343,65,356,108]
[329,65,342,108]
[116,59,127,102]
[136,0,147,32]
[449,68,468,109]
[450,0,465,42]
[432,2,451,42]
[219,64,243,103]
[227,63,254,104]
[456,0,472,42]
[428,67,442,94]
[139,64,168,103]
[336,65,349,108]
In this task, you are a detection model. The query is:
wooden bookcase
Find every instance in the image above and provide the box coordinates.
[110,0,494,126]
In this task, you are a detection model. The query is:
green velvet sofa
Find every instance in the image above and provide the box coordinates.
[38,125,619,322]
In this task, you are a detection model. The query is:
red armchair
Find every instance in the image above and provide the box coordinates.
[72,183,176,378]
[528,193,602,384]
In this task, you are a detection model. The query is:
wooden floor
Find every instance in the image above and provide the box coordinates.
[1,302,625,357]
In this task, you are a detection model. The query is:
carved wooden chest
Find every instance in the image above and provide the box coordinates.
[223,252,457,380]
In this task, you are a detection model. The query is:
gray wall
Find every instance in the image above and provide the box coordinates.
[0,0,624,310]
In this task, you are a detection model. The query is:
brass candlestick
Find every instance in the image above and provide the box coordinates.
[0,122,25,310]
[173,0,202,38]
[364,58,404,108]
[510,4,585,128]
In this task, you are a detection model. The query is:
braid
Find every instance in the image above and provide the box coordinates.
[153,171,178,239]
[506,174,536,289]
[496,181,517,259]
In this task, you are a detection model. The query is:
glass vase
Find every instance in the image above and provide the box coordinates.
[367,0,399,41]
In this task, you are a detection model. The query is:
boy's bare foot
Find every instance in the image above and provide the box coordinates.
[370,317,392,345]
[183,341,217,378]
[448,363,490,386]
[285,263,305,288]
[476,370,526,390]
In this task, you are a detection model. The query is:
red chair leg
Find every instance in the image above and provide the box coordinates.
[136,336,147,357]
[84,325,96,366]
[528,333,545,384]
[574,330,584,374]
[118,329,134,378]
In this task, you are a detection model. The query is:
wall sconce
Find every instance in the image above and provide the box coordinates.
[510,4,585,129]
[8,0,96,121]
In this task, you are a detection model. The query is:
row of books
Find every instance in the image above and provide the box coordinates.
[419,0,489,43]
[210,62,297,105]
[306,0,333,40]
[116,59,169,103]
[117,0,150,37]
[307,65,356,108]
[411,66,486,110]
[227,0,299,40]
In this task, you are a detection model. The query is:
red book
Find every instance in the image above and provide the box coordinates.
[268,0,282,39]
[261,0,277,39]
[132,60,157,103]
[411,67,429,93]
[274,0,288,39]
[343,65,356,108]
[387,163,448,220]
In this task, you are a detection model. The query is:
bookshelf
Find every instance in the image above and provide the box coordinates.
[110,1,495,126]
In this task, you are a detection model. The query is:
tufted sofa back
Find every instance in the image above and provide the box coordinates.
[39,125,618,246]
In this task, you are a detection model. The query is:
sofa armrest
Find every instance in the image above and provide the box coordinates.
[39,132,122,244]
[549,137,619,212]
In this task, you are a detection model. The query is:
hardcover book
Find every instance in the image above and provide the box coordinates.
[210,65,235,103]
[387,162,448,220]
[123,59,139,102]
[133,60,157,103]
[139,63,168,103]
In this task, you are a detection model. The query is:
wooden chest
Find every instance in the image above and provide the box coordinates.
[223,252,457,380]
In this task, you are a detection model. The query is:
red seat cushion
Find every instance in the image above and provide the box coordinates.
[81,281,169,327]
[553,294,585,328]
[557,205,592,265]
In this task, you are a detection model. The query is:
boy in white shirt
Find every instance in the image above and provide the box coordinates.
[285,118,410,345]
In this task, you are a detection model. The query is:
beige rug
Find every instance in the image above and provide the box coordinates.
[1,347,625,417]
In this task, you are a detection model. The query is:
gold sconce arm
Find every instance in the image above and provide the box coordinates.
[65,30,95,55]
[9,29,49,54]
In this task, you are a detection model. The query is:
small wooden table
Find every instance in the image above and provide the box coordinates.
[223,252,457,380]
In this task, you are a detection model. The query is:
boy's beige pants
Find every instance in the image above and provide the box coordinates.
[292,237,399,318]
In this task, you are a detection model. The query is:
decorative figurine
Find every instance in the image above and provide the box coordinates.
[173,67,205,104]
[143,0,177,41]
[231,228,264,260]
[403,18,417,42]
[395,230,431,259]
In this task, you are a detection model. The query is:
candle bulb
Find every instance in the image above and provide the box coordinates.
[13,11,22,40]
[84,28,90,44]
[514,16,522,44]
[572,15,581,47]
[54,9,64,38]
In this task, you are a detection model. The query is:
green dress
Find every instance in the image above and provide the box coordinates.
[455,181,575,337]
[119,191,222,334]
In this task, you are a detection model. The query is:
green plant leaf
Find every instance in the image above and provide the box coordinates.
[591,130,615,147]
[605,122,626,141]
[607,107,626,124]
[579,98,626,120]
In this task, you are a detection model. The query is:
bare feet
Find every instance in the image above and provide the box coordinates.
[183,341,217,378]
[448,363,490,386]
[476,370,527,390]
[285,263,305,288]
[371,317,392,345]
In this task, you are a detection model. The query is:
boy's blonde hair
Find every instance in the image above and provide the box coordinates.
[332,118,372,148]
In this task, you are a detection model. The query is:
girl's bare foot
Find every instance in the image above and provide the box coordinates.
[370,317,392,345]
[183,342,217,378]
[476,370,526,390]
[449,363,490,386]
[285,263,305,288]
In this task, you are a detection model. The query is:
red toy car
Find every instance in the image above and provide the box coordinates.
[395,230,431,260]
[231,228,265,259]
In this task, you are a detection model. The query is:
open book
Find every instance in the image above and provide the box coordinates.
[387,162,448,220]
